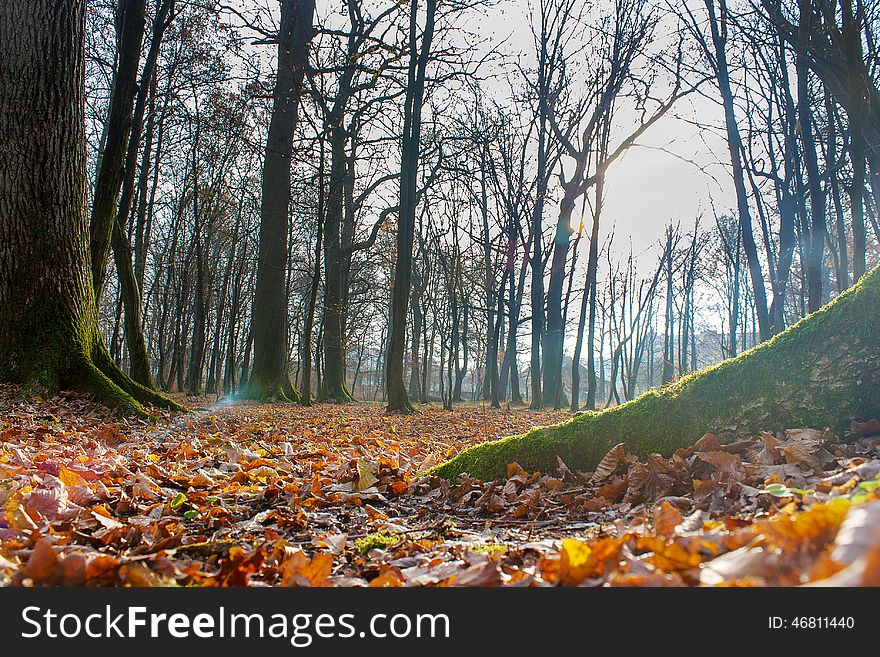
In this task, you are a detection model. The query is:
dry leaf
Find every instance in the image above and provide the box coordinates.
[592,443,625,482]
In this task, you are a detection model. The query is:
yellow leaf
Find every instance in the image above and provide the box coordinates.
[59,468,86,487]
[559,539,593,585]
[356,459,379,491]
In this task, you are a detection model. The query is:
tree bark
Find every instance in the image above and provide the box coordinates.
[543,188,576,408]
[245,0,314,401]
[795,0,827,313]
[320,123,354,402]
[88,0,146,302]
[385,0,436,413]
[0,0,179,414]
[301,136,325,406]
[572,173,603,411]
[108,0,175,389]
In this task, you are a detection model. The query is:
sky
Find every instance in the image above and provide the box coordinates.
[237,0,737,265]
[483,0,737,262]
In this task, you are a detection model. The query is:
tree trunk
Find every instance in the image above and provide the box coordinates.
[841,0,867,282]
[112,219,153,387]
[436,265,880,480]
[385,0,436,413]
[88,0,146,302]
[0,0,179,414]
[300,137,324,406]
[545,200,579,406]
[245,0,314,401]
[573,174,603,411]
[708,0,771,341]
[107,0,175,389]
[529,173,545,410]
[795,0,827,313]
[320,124,354,402]
[408,262,425,398]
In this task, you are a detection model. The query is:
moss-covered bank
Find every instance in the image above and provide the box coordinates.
[435,265,880,480]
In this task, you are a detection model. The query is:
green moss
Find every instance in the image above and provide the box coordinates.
[435,265,880,480]
[92,343,184,413]
[71,354,149,418]
[472,543,507,555]
[318,381,355,404]
[241,374,300,403]
[354,530,399,554]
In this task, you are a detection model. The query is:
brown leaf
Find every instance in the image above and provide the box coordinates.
[626,455,682,502]
[579,495,608,512]
[447,562,502,586]
[653,500,684,538]
[688,433,722,454]
[369,571,404,587]
[592,443,625,482]
[753,432,783,465]
[22,539,60,585]
[596,476,628,502]
[847,418,880,439]
[782,442,820,470]
[697,451,746,480]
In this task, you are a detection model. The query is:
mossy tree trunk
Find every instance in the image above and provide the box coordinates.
[245,0,314,402]
[436,265,880,480]
[0,0,181,415]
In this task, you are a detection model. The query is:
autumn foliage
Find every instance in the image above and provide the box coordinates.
[1,386,879,587]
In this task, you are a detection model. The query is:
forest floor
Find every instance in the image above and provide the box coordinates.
[1,385,879,587]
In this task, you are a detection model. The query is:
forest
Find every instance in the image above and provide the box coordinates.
[0,0,879,588]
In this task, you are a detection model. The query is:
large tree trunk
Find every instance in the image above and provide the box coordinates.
[245,0,314,401]
[0,0,179,414]
[543,187,582,409]
[436,265,880,480]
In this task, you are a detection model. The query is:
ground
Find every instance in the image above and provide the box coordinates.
[1,386,879,587]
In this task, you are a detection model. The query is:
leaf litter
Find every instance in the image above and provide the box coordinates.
[1,384,879,587]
